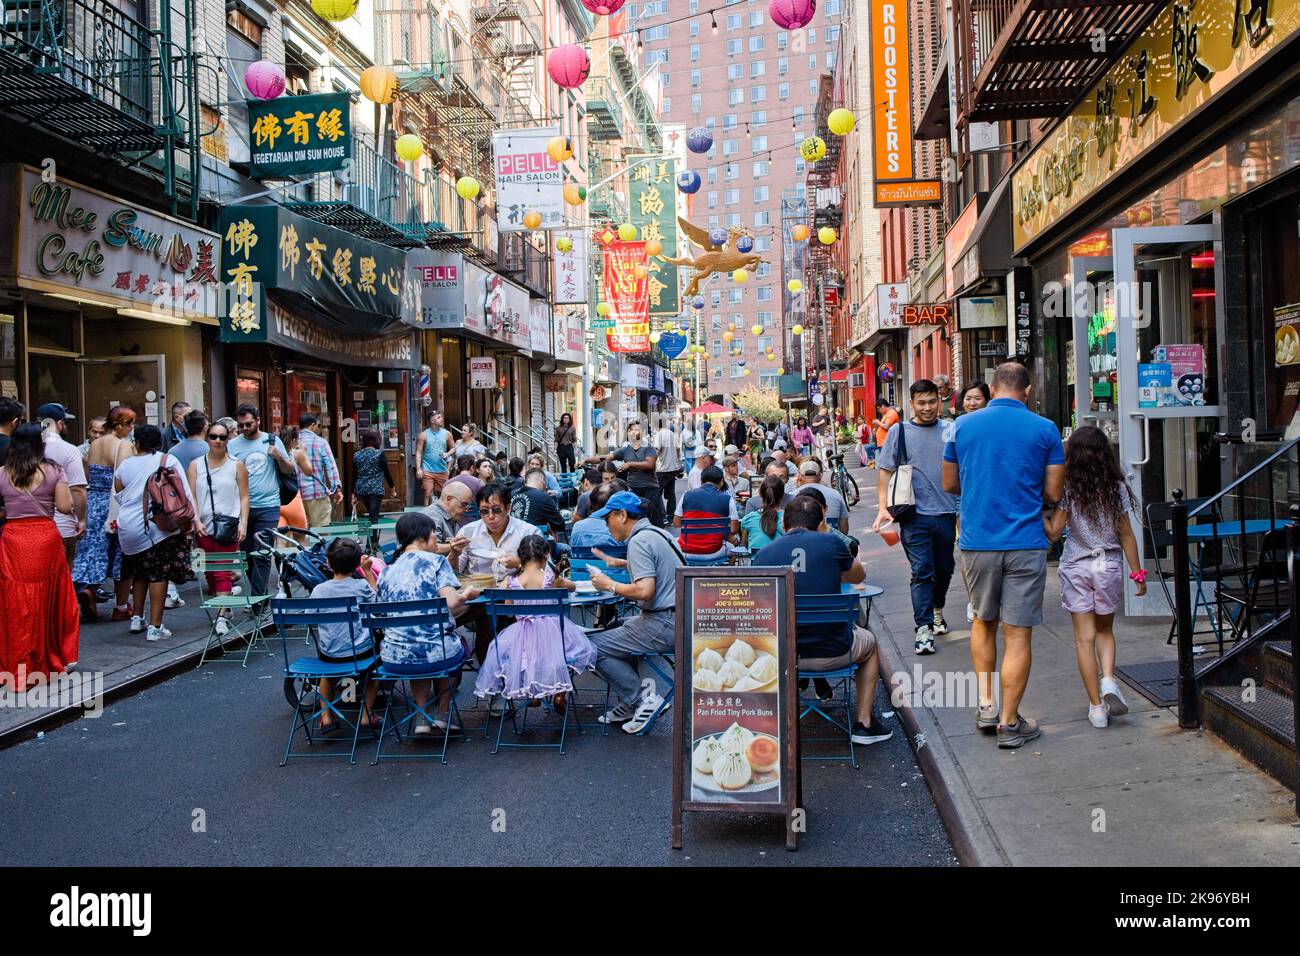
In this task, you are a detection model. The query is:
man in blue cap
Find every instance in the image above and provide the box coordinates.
[587,490,685,733]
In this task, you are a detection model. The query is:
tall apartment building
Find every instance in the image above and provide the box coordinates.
[636,0,847,403]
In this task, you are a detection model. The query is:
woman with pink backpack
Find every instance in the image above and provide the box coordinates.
[114,424,196,642]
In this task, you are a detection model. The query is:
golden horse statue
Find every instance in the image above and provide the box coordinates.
[658,219,764,298]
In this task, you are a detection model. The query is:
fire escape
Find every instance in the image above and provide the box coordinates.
[804,74,847,371]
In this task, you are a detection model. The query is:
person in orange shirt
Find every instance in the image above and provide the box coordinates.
[871,398,900,448]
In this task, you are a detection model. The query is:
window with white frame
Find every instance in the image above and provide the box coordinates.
[757,312,773,326]
[752,110,767,125]
[758,335,773,350]
[691,69,701,86]
[709,215,719,228]
[749,10,763,26]
[731,363,743,379]
[757,262,772,278]
[755,236,771,252]
[662,97,671,112]
[711,316,722,332]
[826,51,837,68]
[728,288,743,304]
[752,160,769,177]
[778,83,789,100]
[757,286,773,302]
[778,56,788,75]
[807,28,817,45]
[760,372,778,389]
[724,188,740,205]
[712,340,722,356]
[777,31,787,49]
[724,163,738,180]
[723,113,737,129]
[707,190,717,208]
[726,13,741,29]
[809,54,817,70]
[753,135,768,151]
[689,19,698,36]
[691,93,702,113]
[727,38,741,55]
[713,367,722,379]
[727,62,743,80]
[751,85,766,102]
[750,61,764,78]
[728,88,744,106]
[711,290,722,306]
[725,213,741,226]
[723,139,739,156]
[749,35,764,52]
[827,25,841,43]
[690,44,699,61]
[707,166,718,183]
[810,79,818,94]
[754,210,770,227]
[753,185,769,202]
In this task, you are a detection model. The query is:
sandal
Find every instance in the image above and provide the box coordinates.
[552,691,567,715]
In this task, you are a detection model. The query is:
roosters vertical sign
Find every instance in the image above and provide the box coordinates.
[870,0,941,207]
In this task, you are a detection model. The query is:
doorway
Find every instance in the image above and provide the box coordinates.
[79,354,167,433]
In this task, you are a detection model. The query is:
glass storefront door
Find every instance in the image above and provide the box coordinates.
[79,355,167,431]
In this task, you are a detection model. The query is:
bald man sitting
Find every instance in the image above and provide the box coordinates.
[423,482,472,564]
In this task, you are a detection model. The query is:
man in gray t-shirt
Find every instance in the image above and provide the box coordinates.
[587,491,685,734]
[794,458,849,529]
[872,380,959,652]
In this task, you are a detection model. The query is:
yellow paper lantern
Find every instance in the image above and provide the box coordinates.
[645,239,663,257]
[662,320,675,331]
[311,0,357,22]
[722,330,734,342]
[732,269,749,283]
[596,302,611,316]
[792,324,804,335]
[556,236,573,253]
[649,331,662,344]
[456,176,480,200]
[742,368,751,376]
[547,135,573,163]
[360,65,399,105]
[634,265,648,279]
[395,134,424,162]
[827,108,856,136]
[792,224,810,242]
[787,279,803,293]
[778,367,785,375]
[617,223,637,241]
[727,323,736,332]
[523,210,543,229]
[818,227,837,245]
[563,183,586,206]
[751,324,763,335]
[800,136,827,162]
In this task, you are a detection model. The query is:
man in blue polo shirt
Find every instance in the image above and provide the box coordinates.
[943,362,1064,750]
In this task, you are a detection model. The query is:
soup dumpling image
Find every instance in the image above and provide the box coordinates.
[749,654,778,683]
[693,736,724,774]
[725,639,756,668]
[695,648,724,673]
[714,750,753,790]
[693,669,723,692]
[720,721,754,753]
[716,660,748,687]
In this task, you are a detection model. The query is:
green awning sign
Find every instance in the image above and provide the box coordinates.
[247,91,352,178]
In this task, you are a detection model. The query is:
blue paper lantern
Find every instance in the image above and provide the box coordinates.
[735,235,754,253]
[677,169,702,194]
[658,332,688,359]
[686,126,713,154]
[691,296,705,310]
[709,228,728,247]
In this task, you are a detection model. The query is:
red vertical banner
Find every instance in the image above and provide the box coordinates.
[603,240,650,352]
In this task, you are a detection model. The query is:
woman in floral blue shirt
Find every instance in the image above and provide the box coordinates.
[377,512,479,732]
[352,429,395,523]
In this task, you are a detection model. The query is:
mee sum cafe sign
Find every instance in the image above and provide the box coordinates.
[1011,0,1300,252]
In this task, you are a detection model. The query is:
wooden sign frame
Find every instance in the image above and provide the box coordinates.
[671,566,801,851]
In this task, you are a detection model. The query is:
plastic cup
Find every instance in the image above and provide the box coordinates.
[878,522,900,546]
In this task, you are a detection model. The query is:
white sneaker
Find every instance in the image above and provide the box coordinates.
[914,625,936,655]
[412,714,434,735]
[931,609,949,635]
[129,615,145,634]
[157,625,172,639]
[623,693,665,734]
[165,589,184,609]
[1100,677,1129,716]
[146,625,166,642]
[1088,702,1109,728]
[431,717,462,733]
[966,602,975,623]
[214,617,231,637]
[230,585,243,596]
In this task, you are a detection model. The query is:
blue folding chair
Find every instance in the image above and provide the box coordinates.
[795,592,865,768]
[679,517,733,566]
[570,543,627,561]
[272,596,379,766]
[361,598,466,765]
[480,588,588,754]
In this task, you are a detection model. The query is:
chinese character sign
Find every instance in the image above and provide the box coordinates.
[492,127,565,232]
[628,153,680,315]
[603,240,649,353]
[247,92,352,178]
[551,229,588,304]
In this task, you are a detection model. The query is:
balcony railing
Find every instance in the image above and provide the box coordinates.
[497,230,548,298]
[586,76,623,142]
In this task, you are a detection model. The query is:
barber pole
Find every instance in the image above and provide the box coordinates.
[418,364,432,407]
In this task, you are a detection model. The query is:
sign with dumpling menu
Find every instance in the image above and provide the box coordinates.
[672,567,799,851]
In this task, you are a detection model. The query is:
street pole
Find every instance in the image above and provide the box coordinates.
[818,271,838,460]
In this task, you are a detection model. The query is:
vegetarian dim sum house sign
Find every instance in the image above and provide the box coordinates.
[673,566,800,850]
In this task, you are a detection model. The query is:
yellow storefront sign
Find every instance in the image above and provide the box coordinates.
[1011,0,1300,252]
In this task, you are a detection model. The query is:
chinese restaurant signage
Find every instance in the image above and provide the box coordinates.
[247,91,351,178]
[217,204,417,343]
[869,0,941,207]
[602,240,650,352]
[902,302,952,328]
[493,126,565,232]
[265,301,416,369]
[551,229,588,304]
[6,166,218,321]
[406,249,462,329]
[1011,0,1300,251]
[628,152,681,315]
[672,567,799,850]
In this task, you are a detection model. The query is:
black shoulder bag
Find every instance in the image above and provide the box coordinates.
[204,457,241,544]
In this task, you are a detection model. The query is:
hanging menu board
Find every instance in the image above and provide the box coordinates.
[672,567,799,851]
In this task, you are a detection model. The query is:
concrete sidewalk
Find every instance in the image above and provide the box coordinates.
[846,463,1300,866]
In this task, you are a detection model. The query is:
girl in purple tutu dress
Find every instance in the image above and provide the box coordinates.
[474,536,597,709]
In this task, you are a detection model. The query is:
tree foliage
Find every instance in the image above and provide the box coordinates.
[731,386,785,424]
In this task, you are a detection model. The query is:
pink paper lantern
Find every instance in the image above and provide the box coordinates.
[244,59,286,100]
[769,0,817,30]
[547,44,590,89]
[580,0,624,14]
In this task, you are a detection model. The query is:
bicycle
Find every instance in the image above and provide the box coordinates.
[826,452,860,508]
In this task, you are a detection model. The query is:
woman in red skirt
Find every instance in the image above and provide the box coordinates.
[0,423,80,689]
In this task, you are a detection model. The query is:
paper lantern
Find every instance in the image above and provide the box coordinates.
[634,265,648,279]
[547,136,574,163]
[727,323,736,331]
[311,0,357,22]
[818,226,837,244]
[649,331,662,344]
[563,183,586,205]
[787,279,803,293]
[828,108,856,135]
[596,302,611,316]
[677,170,702,194]
[778,367,785,375]
[800,136,827,162]
[751,324,763,335]
[645,239,663,257]
[792,324,804,335]
[733,269,749,283]
[244,60,285,100]
[709,228,728,246]
[456,176,480,200]
[686,126,713,154]
[617,223,637,241]
[743,368,751,376]
[395,134,424,162]
[735,235,754,253]
[581,0,625,14]
[547,45,590,89]
[360,65,399,105]
[691,296,705,310]
[556,236,573,253]
[769,0,816,30]
[792,224,810,242]
[722,330,734,342]
[522,210,543,230]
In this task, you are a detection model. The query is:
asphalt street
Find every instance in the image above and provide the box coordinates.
[0,462,955,866]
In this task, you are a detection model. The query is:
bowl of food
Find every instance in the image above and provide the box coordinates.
[1276,326,1299,365]
[691,721,781,794]
[690,633,779,694]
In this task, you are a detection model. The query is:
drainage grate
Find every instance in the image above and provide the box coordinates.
[1115,659,1182,707]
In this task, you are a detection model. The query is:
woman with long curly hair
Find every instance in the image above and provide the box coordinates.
[1044,425,1145,729]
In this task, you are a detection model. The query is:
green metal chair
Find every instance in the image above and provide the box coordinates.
[193,549,273,667]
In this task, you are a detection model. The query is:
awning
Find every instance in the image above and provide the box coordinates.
[952,174,1013,298]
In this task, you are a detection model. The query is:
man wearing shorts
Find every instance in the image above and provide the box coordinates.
[943,362,1064,749]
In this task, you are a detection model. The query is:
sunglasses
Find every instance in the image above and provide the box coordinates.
[237,420,258,429]
[208,433,229,441]
[481,506,506,516]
